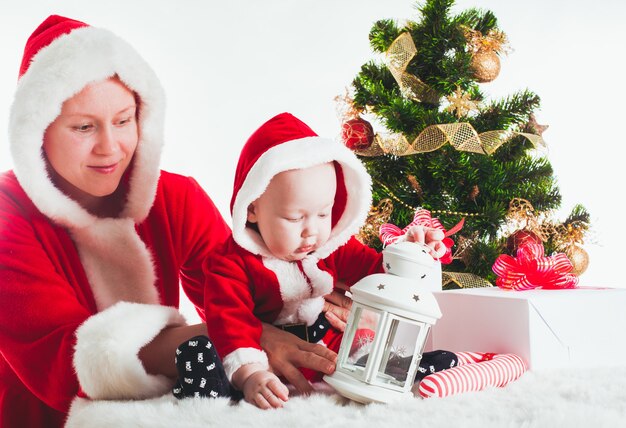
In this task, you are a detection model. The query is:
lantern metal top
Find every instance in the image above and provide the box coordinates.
[350,273,442,323]
[383,241,438,267]
[382,241,442,292]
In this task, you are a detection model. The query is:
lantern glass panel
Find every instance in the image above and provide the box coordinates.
[374,317,423,388]
[342,306,381,377]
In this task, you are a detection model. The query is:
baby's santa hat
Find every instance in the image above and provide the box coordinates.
[230,112,372,259]
[10,14,165,228]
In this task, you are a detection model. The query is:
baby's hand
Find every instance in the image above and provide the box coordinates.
[405,225,447,259]
[242,369,289,409]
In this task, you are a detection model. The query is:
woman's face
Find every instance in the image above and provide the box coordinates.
[43,77,138,206]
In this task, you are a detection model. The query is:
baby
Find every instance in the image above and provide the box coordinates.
[202,113,445,408]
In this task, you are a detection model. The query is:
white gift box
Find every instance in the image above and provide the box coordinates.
[425,287,626,370]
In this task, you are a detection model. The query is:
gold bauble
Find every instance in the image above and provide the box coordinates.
[471,50,501,83]
[566,245,589,276]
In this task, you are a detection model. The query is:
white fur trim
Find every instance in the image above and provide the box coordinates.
[8,25,165,309]
[231,136,372,258]
[74,302,186,400]
[70,218,158,310]
[264,256,334,326]
[222,348,269,382]
[263,258,310,325]
[301,257,333,298]
[263,258,310,302]
[297,297,325,326]
[9,25,165,227]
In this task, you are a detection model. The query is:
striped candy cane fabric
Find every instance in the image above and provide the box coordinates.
[417,352,527,398]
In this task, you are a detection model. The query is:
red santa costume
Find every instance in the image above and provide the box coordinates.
[204,113,383,382]
[0,16,230,427]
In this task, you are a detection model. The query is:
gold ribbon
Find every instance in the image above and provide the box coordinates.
[377,32,544,157]
[385,32,440,104]
[442,272,493,289]
[354,123,545,157]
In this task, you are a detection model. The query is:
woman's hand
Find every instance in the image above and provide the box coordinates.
[324,286,380,332]
[322,289,353,332]
[260,323,337,394]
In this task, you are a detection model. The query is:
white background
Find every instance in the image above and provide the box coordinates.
[1,0,625,290]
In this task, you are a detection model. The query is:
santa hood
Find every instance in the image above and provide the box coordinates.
[8,15,166,310]
[9,15,164,229]
[230,112,372,260]
[7,16,184,404]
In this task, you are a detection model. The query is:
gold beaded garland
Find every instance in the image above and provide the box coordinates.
[374,180,481,218]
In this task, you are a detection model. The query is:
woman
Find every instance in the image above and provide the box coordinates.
[0,15,336,427]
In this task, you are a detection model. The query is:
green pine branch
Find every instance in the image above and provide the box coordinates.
[349,0,590,284]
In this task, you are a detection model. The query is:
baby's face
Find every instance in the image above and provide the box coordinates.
[248,163,336,261]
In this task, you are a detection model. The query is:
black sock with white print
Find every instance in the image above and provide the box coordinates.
[172,335,241,400]
[415,350,458,381]
[356,349,457,383]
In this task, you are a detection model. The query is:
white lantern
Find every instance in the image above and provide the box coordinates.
[324,241,443,404]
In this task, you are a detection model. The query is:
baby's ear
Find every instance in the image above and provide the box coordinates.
[247,202,258,223]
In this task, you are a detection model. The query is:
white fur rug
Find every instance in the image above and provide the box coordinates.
[66,367,626,428]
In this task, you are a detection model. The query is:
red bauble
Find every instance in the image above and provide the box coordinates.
[506,229,542,253]
[341,117,374,150]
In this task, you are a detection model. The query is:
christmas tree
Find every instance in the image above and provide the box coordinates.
[341,0,590,287]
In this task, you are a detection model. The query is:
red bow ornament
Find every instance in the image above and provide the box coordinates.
[492,242,578,290]
[379,209,464,264]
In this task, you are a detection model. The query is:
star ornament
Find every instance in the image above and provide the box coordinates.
[413,294,420,302]
[527,113,549,136]
[445,87,479,118]
[378,284,386,290]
